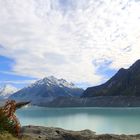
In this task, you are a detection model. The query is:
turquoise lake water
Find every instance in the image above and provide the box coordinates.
[16,106,140,134]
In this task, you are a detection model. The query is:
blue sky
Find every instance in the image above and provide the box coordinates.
[0,55,37,88]
[0,0,140,89]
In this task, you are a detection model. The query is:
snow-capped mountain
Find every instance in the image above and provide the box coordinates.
[29,76,76,89]
[9,76,84,104]
[0,84,18,99]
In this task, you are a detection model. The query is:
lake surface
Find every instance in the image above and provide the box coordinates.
[16,106,140,134]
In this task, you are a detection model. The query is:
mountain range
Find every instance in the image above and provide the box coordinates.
[9,76,84,104]
[1,59,140,107]
[43,59,140,107]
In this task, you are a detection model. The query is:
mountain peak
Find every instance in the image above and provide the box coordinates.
[82,59,140,97]
[47,76,57,81]
[0,84,18,99]
[34,76,76,89]
[129,59,140,71]
[9,76,84,104]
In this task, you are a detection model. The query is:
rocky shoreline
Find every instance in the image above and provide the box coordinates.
[19,126,140,140]
[1,125,140,140]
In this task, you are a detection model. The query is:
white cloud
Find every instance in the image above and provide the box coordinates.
[0,0,140,85]
[0,80,35,84]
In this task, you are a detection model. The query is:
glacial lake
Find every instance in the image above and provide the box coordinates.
[16,106,140,134]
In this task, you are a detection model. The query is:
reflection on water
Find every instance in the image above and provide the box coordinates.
[16,106,140,134]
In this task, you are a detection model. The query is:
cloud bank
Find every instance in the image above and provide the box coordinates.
[0,0,140,85]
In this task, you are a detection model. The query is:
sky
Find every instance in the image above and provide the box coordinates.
[0,0,140,89]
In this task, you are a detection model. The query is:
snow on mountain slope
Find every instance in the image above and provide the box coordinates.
[9,76,84,104]
[30,76,76,89]
[0,84,18,99]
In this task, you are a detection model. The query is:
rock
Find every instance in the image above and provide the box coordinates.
[1,126,140,140]
[20,126,140,140]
